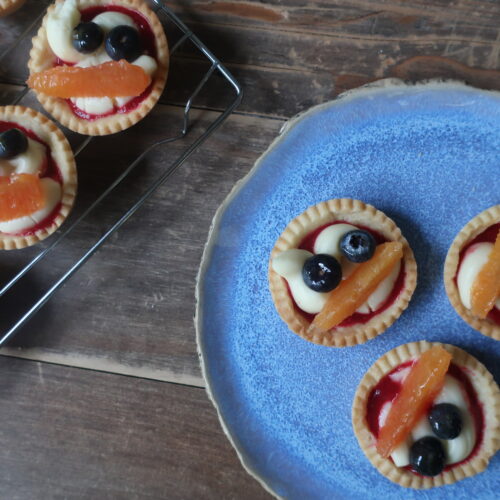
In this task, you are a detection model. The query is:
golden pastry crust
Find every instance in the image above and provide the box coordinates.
[352,341,500,489]
[268,198,417,347]
[0,0,25,17]
[28,0,169,136]
[0,105,77,250]
[444,205,500,341]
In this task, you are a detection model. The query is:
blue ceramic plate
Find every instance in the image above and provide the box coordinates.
[196,80,500,499]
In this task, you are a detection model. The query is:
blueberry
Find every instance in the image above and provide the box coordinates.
[409,436,446,476]
[340,229,376,263]
[428,403,462,439]
[105,25,142,62]
[302,254,342,292]
[72,22,104,53]
[0,128,28,159]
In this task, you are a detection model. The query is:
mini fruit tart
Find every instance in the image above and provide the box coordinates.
[444,205,500,341]
[268,199,417,347]
[28,0,169,135]
[352,341,500,488]
[0,105,77,250]
[0,0,25,17]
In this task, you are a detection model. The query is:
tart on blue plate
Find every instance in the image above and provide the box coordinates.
[444,205,500,341]
[268,198,417,347]
[352,341,500,488]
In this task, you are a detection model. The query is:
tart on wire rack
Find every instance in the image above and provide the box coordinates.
[0,105,77,250]
[28,0,169,135]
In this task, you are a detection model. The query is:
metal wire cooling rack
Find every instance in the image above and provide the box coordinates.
[0,0,242,345]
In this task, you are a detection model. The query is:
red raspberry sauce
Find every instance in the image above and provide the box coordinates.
[0,121,62,236]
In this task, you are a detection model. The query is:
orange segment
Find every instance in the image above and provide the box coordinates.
[376,346,452,458]
[310,241,403,331]
[27,60,151,98]
[0,174,44,221]
[471,230,500,318]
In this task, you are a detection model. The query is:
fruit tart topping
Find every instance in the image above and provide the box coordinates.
[46,0,87,64]
[302,254,342,292]
[470,229,500,318]
[376,346,452,458]
[457,244,492,307]
[27,60,151,98]
[409,436,446,477]
[105,25,142,62]
[372,370,477,469]
[0,138,46,178]
[340,229,376,263]
[272,249,329,314]
[0,174,45,222]
[310,241,403,331]
[428,403,462,440]
[0,128,28,159]
[72,21,104,54]
[313,223,358,260]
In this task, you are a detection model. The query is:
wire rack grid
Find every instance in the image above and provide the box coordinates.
[0,0,243,345]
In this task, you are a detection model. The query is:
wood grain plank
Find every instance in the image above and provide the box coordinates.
[0,102,284,386]
[169,0,499,117]
[171,0,500,41]
[164,0,500,117]
[176,21,499,75]
[167,52,500,119]
[165,0,500,115]
[0,356,271,499]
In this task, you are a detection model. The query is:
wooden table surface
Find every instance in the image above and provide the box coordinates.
[0,1,499,498]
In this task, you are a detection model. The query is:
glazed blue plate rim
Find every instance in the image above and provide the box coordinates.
[195,79,500,499]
